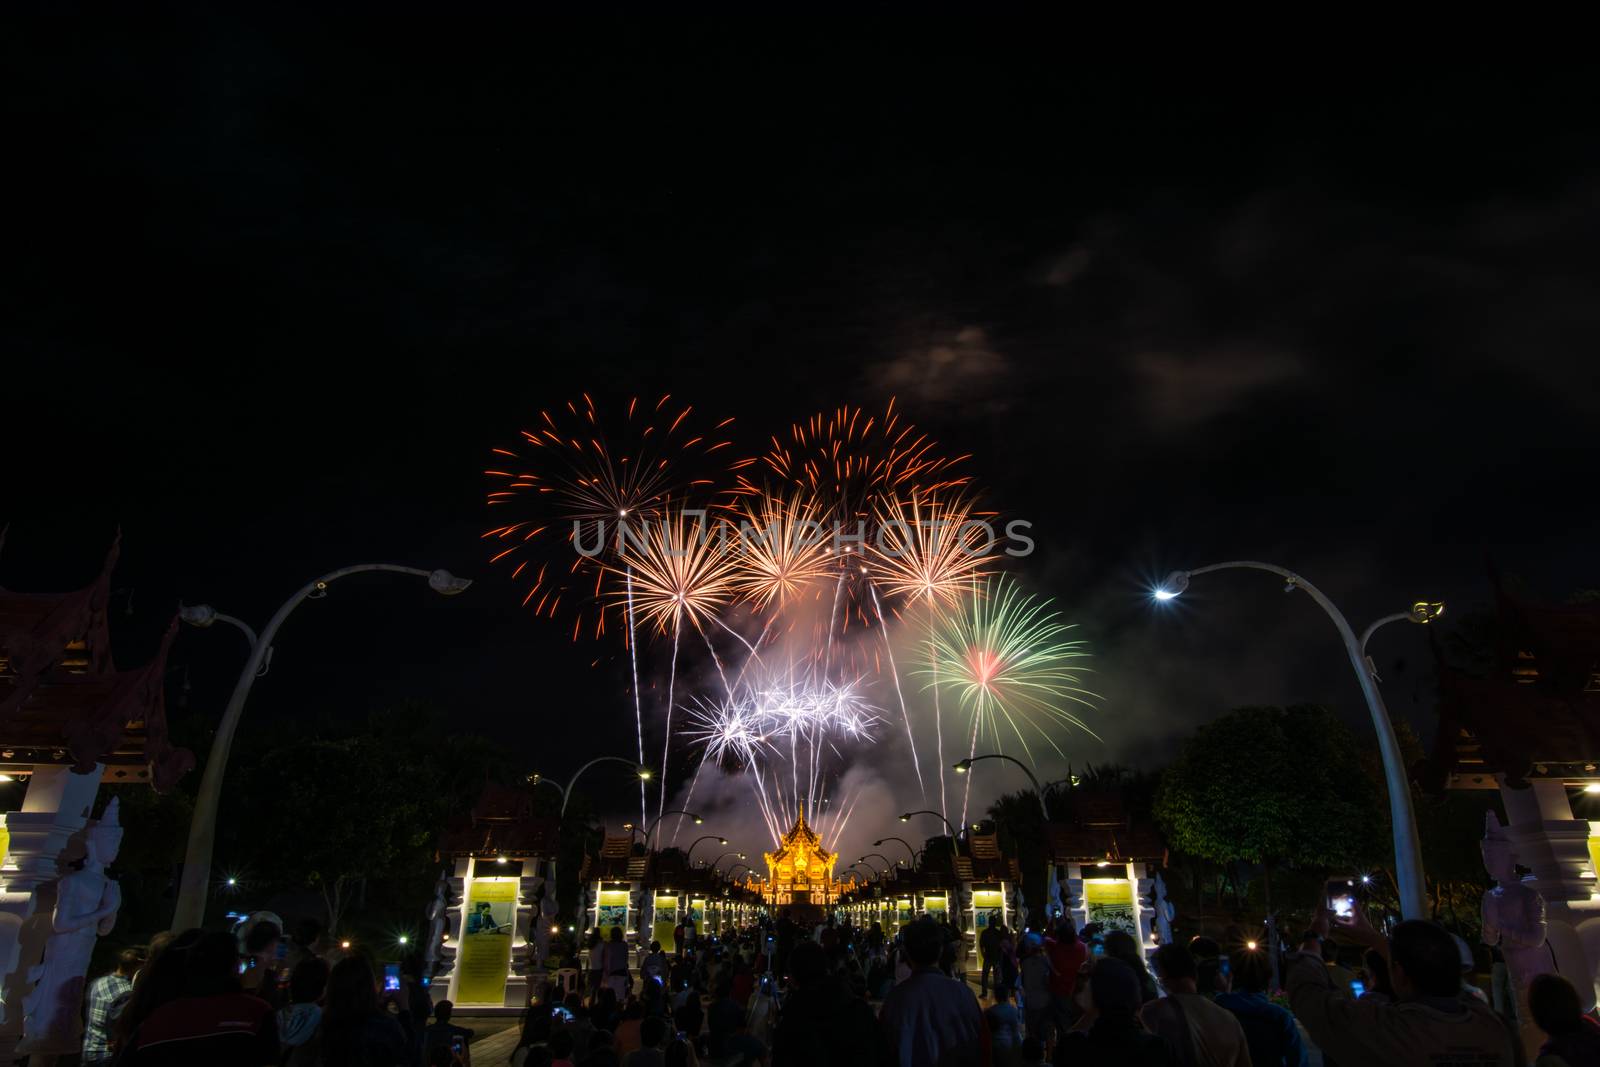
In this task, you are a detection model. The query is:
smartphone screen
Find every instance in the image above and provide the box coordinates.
[1349,980,1366,998]
[383,963,401,992]
[1330,893,1355,919]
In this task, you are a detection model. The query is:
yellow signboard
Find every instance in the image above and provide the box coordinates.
[690,898,706,934]
[597,889,629,939]
[1085,879,1137,937]
[652,894,679,952]
[923,893,949,919]
[456,877,518,1005]
[973,889,1004,930]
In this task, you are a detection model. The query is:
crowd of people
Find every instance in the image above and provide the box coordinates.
[80,917,456,1065]
[73,899,1600,1067]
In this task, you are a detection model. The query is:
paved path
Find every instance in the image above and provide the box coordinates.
[472,1025,523,1061]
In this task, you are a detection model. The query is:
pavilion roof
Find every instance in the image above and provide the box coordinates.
[0,536,193,791]
[1426,576,1600,789]
[437,782,560,857]
[1043,789,1166,863]
[582,834,648,882]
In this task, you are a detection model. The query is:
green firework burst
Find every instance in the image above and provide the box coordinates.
[920,575,1100,762]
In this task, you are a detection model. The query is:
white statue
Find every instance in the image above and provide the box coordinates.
[536,894,557,967]
[1481,811,1550,1060]
[424,871,451,970]
[20,798,123,1054]
[1153,872,1175,945]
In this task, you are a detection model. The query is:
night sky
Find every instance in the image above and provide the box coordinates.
[6,20,1598,847]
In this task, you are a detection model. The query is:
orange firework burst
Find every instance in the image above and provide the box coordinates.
[728,491,835,611]
[868,493,998,611]
[483,393,749,637]
[612,504,740,636]
[753,399,970,521]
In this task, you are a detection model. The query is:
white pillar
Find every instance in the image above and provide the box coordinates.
[1500,780,1595,903]
[0,766,105,1066]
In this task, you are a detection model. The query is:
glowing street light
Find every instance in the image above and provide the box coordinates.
[1151,561,1440,920]
[898,810,962,838]
[686,835,729,863]
[638,810,705,849]
[874,837,918,865]
[526,756,653,919]
[954,755,1050,820]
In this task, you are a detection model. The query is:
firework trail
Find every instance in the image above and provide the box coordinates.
[486,394,745,825]
[867,583,924,800]
[684,679,881,841]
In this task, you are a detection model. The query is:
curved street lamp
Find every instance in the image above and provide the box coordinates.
[898,809,961,838]
[637,809,703,849]
[859,853,899,874]
[709,851,746,870]
[172,563,471,930]
[529,758,654,920]
[874,837,918,865]
[726,862,753,880]
[846,863,880,883]
[686,835,729,863]
[955,755,1050,820]
[1152,561,1440,920]
[530,758,654,817]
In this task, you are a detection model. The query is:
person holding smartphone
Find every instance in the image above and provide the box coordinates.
[1282,902,1516,1066]
[424,1000,476,1066]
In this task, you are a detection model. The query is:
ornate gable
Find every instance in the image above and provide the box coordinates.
[762,805,839,907]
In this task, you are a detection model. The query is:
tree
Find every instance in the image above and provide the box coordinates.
[1154,705,1382,908]
[220,703,507,936]
[987,789,1049,908]
[241,735,440,933]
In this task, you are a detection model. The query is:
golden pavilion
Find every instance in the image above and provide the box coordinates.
[763,805,840,907]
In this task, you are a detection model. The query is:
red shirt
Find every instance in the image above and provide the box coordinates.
[1045,936,1087,997]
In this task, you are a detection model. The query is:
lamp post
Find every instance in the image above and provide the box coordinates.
[686,836,728,863]
[726,863,752,881]
[954,755,1050,820]
[529,759,654,923]
[172,563,471,931]
[874,837,918,865]
[846,863,879,883]
[710,851,746,871]
[859,853,897,874]
[637,809,703,849]
[1152,561,1441,920]
[898,809,962,838]
[529,758,654,818]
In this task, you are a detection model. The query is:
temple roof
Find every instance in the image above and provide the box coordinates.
[437,782,560,857]
[1426,577,1600,789]
[769,804,827,858]
[1043,790,1167,863]
[0,536,193,792]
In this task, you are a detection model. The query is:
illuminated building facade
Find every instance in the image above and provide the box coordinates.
[763,806,839,906]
